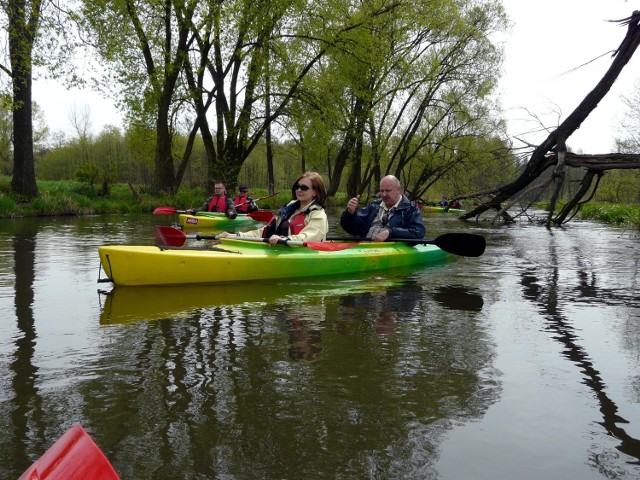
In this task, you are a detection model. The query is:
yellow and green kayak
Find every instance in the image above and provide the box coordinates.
[178,211,271,230]
[421,206,466,214]
[98,238,453,286]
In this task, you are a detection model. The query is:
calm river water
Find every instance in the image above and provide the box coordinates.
[0,208,639,479]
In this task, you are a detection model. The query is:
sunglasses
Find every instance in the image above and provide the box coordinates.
[293,183,311,191]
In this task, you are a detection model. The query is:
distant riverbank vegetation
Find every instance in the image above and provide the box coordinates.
[3,175,640,229]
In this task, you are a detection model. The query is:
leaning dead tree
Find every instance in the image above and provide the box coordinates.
[460,11,640,226]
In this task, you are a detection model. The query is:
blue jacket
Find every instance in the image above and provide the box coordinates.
[340,196,426,239]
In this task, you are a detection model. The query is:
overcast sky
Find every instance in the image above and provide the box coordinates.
[33,0,640,153]
[497,0,640,153]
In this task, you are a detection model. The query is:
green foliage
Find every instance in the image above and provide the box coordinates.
[0,192,18,216]
[593,169,640,204]
[74,161,101,188]
[579,202,640,228]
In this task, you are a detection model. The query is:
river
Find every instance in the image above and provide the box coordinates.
[0,209,639,479]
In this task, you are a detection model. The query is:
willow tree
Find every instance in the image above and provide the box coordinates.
[77,0,198,194]
[179,0,400,193]
[283,0,508,200]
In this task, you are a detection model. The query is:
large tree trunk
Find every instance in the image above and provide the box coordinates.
[154,95,176,194]
[8,0,41,199]
[11,69,38,198]
[461,12,640,223]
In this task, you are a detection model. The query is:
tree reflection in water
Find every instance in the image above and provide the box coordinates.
[519,242,640,466]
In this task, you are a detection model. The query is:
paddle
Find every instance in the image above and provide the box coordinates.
[325,233,486,257]
[154,226,359,251]
[235,191,279,208]
[153,206,274,223]
[154,226,484,256]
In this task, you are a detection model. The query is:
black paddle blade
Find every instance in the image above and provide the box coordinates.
[433,233,485,257]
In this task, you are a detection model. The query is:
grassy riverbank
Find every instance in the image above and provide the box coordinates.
[0,177,334,218]
[577,202,640,228]
[3,177,639,228]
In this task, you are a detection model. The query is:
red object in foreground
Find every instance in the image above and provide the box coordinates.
[19,424,120,480]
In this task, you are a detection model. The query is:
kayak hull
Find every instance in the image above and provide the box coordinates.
[178,212,259,230]
[99,239,452,286]
[421,206,466,214]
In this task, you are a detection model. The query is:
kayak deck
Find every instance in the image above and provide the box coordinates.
[178,212,259,230]
[99,239,452,286]
[421,206,466,214]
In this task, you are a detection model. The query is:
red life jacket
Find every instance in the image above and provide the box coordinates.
[288,211,306,234]
[207,195,228,212]
[233,195,250,213]
[264,211,307,237]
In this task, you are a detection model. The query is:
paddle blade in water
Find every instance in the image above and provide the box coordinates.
[434,233,485,257]
[154,226,187,247]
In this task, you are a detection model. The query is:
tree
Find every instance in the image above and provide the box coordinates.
[283,0,508,199]
[0,93,48,176]
[1,0,43,197]
[461,12,640,226]
[78,0,197,194]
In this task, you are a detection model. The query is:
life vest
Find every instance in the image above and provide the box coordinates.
[234,195,250,213]
[285,211,306,235]
[206,194,228,212]
[263,202,312,237]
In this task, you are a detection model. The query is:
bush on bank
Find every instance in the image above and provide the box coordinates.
[578,202,640,227]
[0,177,311,218]
[3,177,639,228]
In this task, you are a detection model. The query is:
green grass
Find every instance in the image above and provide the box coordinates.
[3,176,638,226]
[578,202,640,227]
[0,176,345,218]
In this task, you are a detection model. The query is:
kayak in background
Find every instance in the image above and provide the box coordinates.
[421,205,466,214]
[178,210,273,230]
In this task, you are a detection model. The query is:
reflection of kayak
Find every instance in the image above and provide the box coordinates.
[18,424,119,480]
[421,206,466,214]
[98,238,452,286]
[178,212,261,230]
[100,276,422,324]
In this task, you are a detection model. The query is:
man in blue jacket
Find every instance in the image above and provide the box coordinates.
[340,175,426,241]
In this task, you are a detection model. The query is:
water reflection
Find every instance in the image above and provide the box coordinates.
[89,275,498,478]
[432,285,484,312]
[9,222,44,473]
[8,214,638,478]
[519,237,640,465]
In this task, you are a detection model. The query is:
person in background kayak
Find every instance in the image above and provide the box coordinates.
[233,184,259,213]
[201,182,237,218]
[219,171,328,245]
[450,199,462,209]
[341,175,425,241]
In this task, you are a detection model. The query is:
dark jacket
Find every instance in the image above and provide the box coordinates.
[340,196,425,239]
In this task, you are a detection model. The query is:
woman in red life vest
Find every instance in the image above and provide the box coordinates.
[201,182,237,218]
[219,172,328,245]
[232,184,259,213]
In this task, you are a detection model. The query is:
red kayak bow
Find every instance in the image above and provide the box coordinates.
[19,424,120,480]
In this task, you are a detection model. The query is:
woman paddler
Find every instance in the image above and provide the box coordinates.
[219,171,328,245]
